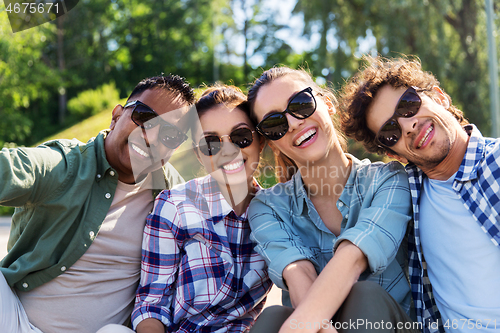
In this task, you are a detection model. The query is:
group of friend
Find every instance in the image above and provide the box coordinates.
[1,56,499,333]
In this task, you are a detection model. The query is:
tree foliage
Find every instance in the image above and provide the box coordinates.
[0,0,498,148]
[293,0,496,134]
[0,14,60,147]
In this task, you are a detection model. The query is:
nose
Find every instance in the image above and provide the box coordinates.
[286,113,304,133]
[219,136,239,157]
[398,116,418,138]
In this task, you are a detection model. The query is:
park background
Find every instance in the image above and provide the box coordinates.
[0,0,499,219]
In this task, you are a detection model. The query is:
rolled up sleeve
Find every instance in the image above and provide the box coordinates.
[335,165,411,276]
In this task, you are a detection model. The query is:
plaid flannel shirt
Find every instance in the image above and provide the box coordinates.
[132,175,272,332]
[406,125,500,333]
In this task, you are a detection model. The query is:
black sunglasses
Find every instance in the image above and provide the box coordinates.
[196,128,255,156]
[124,100,188,149]
[376,86,424,148]
[256,87,316,140]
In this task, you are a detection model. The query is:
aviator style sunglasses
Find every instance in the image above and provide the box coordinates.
[196,128,255,156]
[256,87,317,140]
[376,86,424,148]
[124,100,188,149]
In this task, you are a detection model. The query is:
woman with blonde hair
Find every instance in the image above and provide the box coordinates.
[246,67,416,333]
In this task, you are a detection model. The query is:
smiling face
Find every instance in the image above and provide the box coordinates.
[252,77,337,167]
[194,104,261,189]
[104,88,190,184]
[366,84,463,169]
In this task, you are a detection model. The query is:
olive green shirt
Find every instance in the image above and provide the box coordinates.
[0,130,183,291]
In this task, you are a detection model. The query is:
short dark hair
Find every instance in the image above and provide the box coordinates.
[128,75,195,106]
[339,55,468,155]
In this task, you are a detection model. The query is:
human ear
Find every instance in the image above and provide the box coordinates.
[431,86,450,109]
[323,96,336,115]
[110,104,124,130]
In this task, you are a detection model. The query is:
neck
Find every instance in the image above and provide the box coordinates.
[218,178,255,216]
[298,144,351,198]
[423,128,469,180]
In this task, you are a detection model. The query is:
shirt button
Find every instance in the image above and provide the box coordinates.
[105,193,111,199]
[89,231,95,238]
[97,174,102,179]
[338,202,344,207]
[60,266,67,272]
[109,171,115,176]
[22,282,28,289]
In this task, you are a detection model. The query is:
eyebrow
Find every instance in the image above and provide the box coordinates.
[201,122,251,136]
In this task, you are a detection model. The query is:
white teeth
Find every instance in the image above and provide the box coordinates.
[132,144,149,158]
[222,160,244,171]
[294,129,316,146]
[417,125,433,148]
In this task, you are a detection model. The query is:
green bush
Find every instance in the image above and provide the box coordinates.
[0,206,14,217]
[67,82,120,119]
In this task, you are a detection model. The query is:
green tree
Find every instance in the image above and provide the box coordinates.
[0,12,61,147]
[294,0,497,134]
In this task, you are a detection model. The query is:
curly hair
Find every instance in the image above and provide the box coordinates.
[247,66,347,182]
[339,56,468,155]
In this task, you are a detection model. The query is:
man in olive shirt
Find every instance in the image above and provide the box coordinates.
[0,75,195,333]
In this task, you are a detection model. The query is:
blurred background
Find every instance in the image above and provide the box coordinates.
[0,0,499,216]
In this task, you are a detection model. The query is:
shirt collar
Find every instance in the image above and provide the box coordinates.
[200,175,261,222]
[455,124,484,182]
[95,130,114,182]
[338,154,364,207]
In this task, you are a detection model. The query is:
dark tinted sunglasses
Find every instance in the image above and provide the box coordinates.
[256,87,316,140]
[196,128,255,156]
[124,100,188,149]
[376,86,424,148]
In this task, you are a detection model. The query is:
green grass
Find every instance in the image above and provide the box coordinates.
[39,110,113,145]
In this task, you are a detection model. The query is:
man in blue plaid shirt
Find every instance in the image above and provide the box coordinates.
[339,56,500,333]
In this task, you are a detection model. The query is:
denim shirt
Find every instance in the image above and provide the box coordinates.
[248,154,412,312]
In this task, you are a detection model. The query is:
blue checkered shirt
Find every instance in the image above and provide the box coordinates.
[132,175,272,332]
[406,125,500,333]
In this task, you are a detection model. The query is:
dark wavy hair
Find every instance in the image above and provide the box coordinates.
[247,66,346,183]
[339,55,468,155]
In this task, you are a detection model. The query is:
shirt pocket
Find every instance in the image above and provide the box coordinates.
[177,233,234,313]
[241,253,269,295]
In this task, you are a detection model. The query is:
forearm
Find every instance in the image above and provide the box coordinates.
[282,259,318,307]
[280,241,368,333]
[136,318,165,333]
